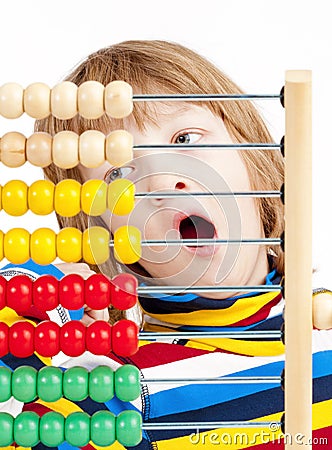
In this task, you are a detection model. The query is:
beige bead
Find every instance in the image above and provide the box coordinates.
[51,81,78,119]
[26,132,52,167]
[0,132,26,167]
[79,130,105,168]
[104,80,133,118]
[24,82,51,119]
[313,291,332,330]
[105,130,133,167]
[52,131,79,169]
[0,83,24,118]
[78,80,104,119]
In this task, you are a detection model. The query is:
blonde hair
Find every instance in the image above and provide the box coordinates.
[36,40,284,300]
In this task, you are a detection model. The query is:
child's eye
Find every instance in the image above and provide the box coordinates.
[104,166,134,183]
[173,132,201,145]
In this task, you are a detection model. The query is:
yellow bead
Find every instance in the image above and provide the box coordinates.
[0,230,4,261]
[54,179,81,217]
[107,179,135,216]
[28,180,55,215]
[0,185,2,210]
[57,228,82,263]
[30,228,56,265]
[104,81,133,119]
[4,228,30,264]
[51,81,78,120]
[82,227,109,265]
[81,180,107,216]
[2,180,28,216]
[105,130,133,167]
[0,83,24,119]
[114,226,141,264]
[24,82,51,119]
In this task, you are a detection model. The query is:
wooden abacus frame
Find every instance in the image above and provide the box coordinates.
[0,70,312,449]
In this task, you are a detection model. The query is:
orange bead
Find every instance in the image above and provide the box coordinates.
[30,228,57,265]
[54,179,81,217]
[2,180,28,216]
[4,228,30,264]
[57,228,82,263]
[82,227,110,265]
[81,180,107,216]
[28,180,55,215]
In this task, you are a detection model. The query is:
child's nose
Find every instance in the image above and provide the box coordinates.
[147,174,187,206]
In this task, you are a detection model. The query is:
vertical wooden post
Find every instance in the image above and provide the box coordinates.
[284,70,312,449]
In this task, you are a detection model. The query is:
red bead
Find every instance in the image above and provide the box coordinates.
[0,277,6,311]
[7,275,32,314]
[0,322,9,357]
[86,320,112,355]
[59,274,85,310]
[112,319,139,356]
[111,274,138,310]
[60,321,86,357]
[9,321,35,358]
[85,274,111,310]
[35,321,60,357]
[33,275,59,312]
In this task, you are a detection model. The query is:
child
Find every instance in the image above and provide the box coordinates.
[1,40,331,449]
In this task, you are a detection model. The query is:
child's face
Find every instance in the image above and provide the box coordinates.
[80,104,268,298]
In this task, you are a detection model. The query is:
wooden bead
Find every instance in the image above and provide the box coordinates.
[114,226,141,264]
[56,228,82,263]
[105,130,133,167]
[26,132,52,168]
[82,226,110,265]
[0,231,3,261]
[51,81,78,119]
[52,131,79,169]
[104,81,133,119]
[0,83,24,118]
[79,130,105,168]
[30,228,56,265]
[24,82,51,119]
[81,180,107,216]
[107,179,135,216]
[78,81,104,119]
[313,291,332,330]
[2,180,28,216]
[0,132,26,168]
[54,179,81,217]
[4,228,30,264]
[28,180,55,215]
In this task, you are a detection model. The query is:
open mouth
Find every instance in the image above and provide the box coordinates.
[179,215,216,247]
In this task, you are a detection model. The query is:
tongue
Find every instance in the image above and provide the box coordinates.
[179,215,215,240]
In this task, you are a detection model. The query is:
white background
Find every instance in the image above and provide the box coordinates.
[0,0,330,285]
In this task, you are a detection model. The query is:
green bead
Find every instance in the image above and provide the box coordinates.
[0,412,14,446]
[116,410,142,447]
[115,364,141,402]
[40,411,65,447]
[89,365,114,403]
[91,410,115,446]
[37,366,63,402]
[14,411,40,447]
[63,366,89,401]
[65,412,90,447]
[0,367,12,402]
[12,366,37,403]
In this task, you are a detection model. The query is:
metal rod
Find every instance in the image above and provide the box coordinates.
[142,421,281,430]
[109,238,282,247]
[142,376,281,385]
[135,190,281,198]
[133,94,281,102]
[139,330,282,340]
[137,285,282,295]
[133,143,280,150]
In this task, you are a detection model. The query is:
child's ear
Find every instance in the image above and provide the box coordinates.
[313,290,332,329]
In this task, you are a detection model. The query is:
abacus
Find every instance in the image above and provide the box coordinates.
[0,72,315,449]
